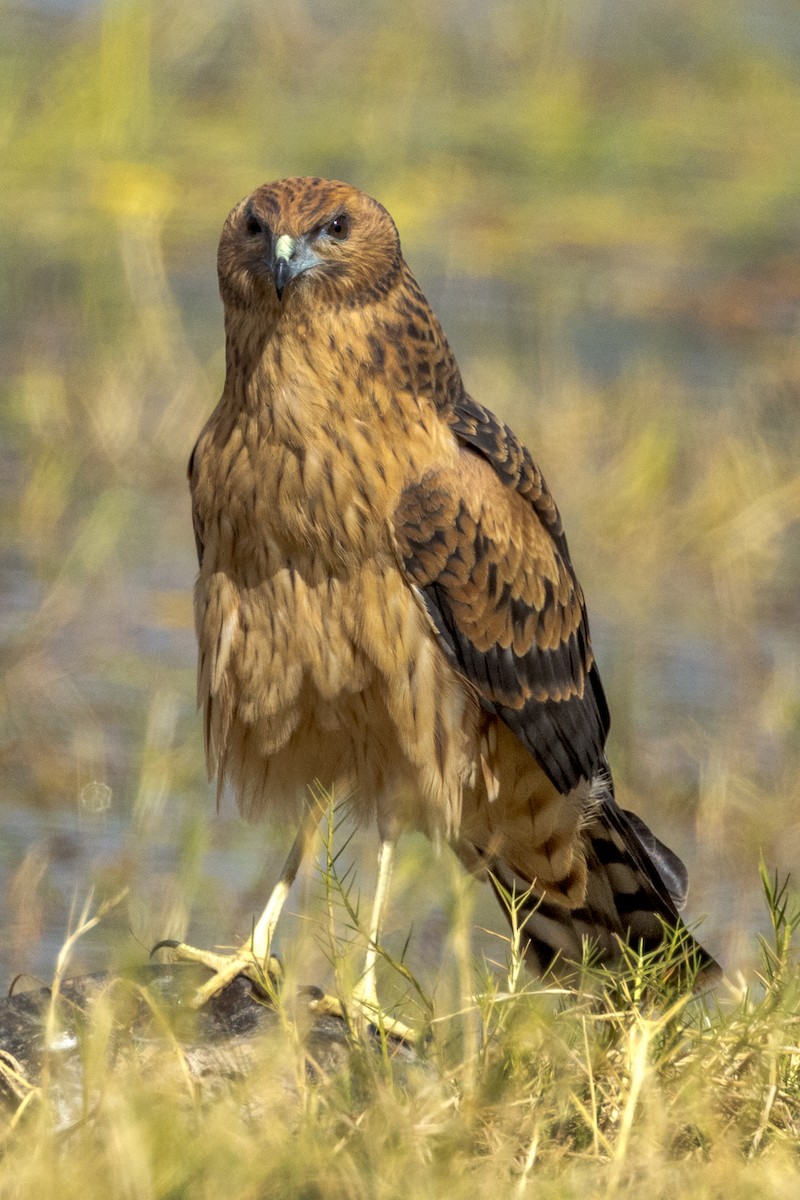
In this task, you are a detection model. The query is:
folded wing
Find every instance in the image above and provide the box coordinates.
[394,395,609,795]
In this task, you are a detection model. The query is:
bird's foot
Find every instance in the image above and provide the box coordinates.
[150,941,416,1043]
[307,989,417,1045]
[151,939,282,1010]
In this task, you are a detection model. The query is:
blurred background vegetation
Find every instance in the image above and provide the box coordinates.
[1,0,799,994]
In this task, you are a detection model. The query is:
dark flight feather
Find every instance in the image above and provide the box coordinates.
[395,395,609,794]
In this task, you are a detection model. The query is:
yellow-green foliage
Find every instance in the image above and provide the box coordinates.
[1,866,799,1200]
[1,0,800,1192]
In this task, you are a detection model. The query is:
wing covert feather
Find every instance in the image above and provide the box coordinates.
[394,397,609,793]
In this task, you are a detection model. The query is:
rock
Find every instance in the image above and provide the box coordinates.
[0,964,418,1128]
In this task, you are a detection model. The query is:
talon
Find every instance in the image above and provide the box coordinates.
[150,938,181,958]
[297,984,325,1001]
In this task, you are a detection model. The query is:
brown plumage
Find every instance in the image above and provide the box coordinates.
[180,176,716,1016]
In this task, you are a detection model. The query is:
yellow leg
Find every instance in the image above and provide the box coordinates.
[153,801,325,1009]
[354,838,395,1018]
[310,838,416,1042]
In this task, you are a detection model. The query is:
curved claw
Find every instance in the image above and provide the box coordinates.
[296,985,325,1001]
[150,939,182,959]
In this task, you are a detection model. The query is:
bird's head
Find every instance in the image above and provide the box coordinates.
[217,177,402,316]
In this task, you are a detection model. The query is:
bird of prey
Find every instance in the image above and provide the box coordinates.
[166,176,717,1025]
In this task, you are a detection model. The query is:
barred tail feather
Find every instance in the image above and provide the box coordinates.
[486,799,720,987]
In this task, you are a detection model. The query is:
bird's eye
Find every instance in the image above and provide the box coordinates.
[245,211,266,238]
[325,214,350,240]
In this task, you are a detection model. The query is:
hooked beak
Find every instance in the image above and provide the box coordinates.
[272,233,318,301]
[274,254,292,300]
